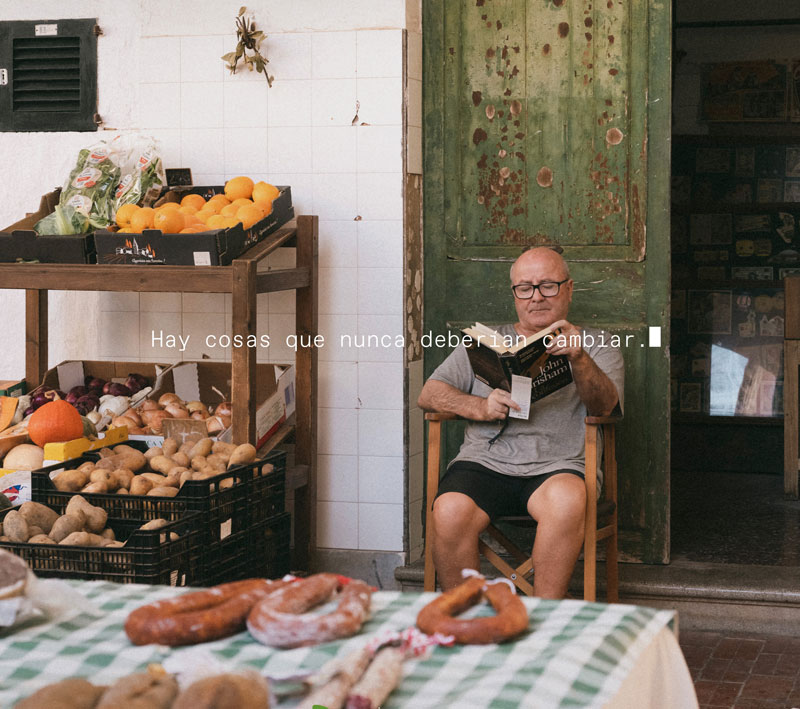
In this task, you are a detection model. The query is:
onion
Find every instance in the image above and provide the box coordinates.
[111,416,139,430]
[146,410,172,434]
[140,399,160,411]
[66,386,87,405]
[206,415,226,434]
[158,393,182,407]
[121,408,142,426]
[106,382,132,397]
[214,401,233,418]
[185,400,206,413]
[165,403,190,419]
[23,406,35,417]
[124,373,149,394]
[190,410,209,420]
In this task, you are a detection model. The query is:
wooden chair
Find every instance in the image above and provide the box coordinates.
[423,412,620,602]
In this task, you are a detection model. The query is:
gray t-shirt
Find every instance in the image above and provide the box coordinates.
[429,324,624,491]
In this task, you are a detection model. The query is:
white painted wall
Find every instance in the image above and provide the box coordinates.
[0,0,423,558]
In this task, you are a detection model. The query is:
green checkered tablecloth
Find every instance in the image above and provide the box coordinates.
[0,581,676,708]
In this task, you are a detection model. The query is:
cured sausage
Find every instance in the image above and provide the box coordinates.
[125,578,288,646]
[416,574,528,644]
[247,573,372,648]
[345,646,405,709]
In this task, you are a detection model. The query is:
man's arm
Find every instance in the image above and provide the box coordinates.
[547,320,620,416]
[417,379,518,422]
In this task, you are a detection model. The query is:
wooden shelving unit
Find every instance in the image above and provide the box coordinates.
[0,215,319,567]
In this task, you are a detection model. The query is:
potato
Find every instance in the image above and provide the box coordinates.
[205,454,228,472]
[3,510,29,542]
[130,476,154,496]
[82,481,108,494]
[96,447,115,459]
[149,455,177,475]
[53,468,90,492]
[260,462,275,477]
[19,501,59,534]
[100,528,115,541]
[90,468,117,488]
[148,486,180,498]
[77,461,96,474]
[169,451,190,468]
[190,455,208,472]
[28,534,54,544]
[178,441,196,457]
[117,488,129,495]
[219,476,235,490]
[49,514,85,543]
[144,446,163,460]
[211,440,237,456]
[162,438,179,457]
[96,450,147,473]
[105,540,124,548]
[96,670,178,709]
[189,438,214,459]
[227,443,257,469]
[59,531,106,547]
[27,525,44,538]
[15,677,106,709]
[179,470,194,487]
[66,495,108,533]
[113,468,135,490]
[139,518,168,531]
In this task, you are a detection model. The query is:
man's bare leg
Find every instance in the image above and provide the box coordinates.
[527,474,586,599]
[431,491,490,590]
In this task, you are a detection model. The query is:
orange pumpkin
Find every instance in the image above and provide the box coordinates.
[27,400,84,447]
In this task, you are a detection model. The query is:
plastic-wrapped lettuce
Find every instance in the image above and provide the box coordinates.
[34,140,121,234]
[112,136,166,211]
[34,134,166,235]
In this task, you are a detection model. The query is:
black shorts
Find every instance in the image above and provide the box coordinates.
[435,461,584,521]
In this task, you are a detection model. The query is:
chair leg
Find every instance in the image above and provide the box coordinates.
[583,527,597,602]
[423,420,443,592]
[478,540,535,596]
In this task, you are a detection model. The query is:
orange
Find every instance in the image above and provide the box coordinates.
[220,203,240,217]
[115,203,139,227]
[236,203,263,229]
[183,214,204,227]
[117,227,133,233]
[179,226,204,233]
[206,214,228,229]
[178,205,198,216]
[253,181,280,205]
[130,207,155,233]
[153,210,185,234]
[208,194,231,206]
[222,216,241,228]
[200,201,222,215]
[224,176,254,201]
[230,198,253,209]
[157,201,181,212]
[180,193,206,210]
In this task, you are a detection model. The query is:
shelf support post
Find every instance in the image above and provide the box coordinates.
[25,289,48,390]
[232,260,257,444]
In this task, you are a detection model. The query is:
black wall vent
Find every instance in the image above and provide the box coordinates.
[0,18,98,131]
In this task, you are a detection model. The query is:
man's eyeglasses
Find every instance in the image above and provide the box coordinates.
[511,279,569,299]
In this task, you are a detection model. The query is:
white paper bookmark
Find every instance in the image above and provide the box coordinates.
[509,374,531,420]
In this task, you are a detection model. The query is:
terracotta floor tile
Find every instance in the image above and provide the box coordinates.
[682,630,724,646]
[775,654,800,677]
[684,644,715,667]
[714,638,745,659]
[701,658,733,681]
[752,653,780,675]
[735,640,766,661]
[739,674,793,701]
[763,637,800,654]
[695,680,720,704]
[708,682,743,706]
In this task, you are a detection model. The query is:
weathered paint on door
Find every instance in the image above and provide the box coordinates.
[423,0,671,563]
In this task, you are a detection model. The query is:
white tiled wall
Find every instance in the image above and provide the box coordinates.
[2,1,419,559]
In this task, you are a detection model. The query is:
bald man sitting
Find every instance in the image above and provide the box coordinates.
[418,247,624,598]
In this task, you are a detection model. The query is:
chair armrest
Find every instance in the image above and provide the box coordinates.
[585,415,622,425]
[424,412,461,421]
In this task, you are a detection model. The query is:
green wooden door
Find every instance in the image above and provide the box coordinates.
[423,0,671,563]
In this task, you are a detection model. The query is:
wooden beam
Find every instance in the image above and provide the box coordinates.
[255,268,310,294]
[231,259,257,444]
[237,224,299,263]
[293,215,319,569]
[25,289,48,389]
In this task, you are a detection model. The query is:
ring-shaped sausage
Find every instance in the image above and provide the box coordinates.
[246,573,372,648]
[125,578,287,646]
[416,574,529,644]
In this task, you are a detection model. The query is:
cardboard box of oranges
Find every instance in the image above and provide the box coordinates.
[93,178,293,266]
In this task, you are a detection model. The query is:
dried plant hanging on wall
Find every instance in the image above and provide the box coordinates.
[221,6,274,86]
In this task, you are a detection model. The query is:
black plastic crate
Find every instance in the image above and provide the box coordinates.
[0,507,202,586]
[32,447,287,584]
[202,511,291,586]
